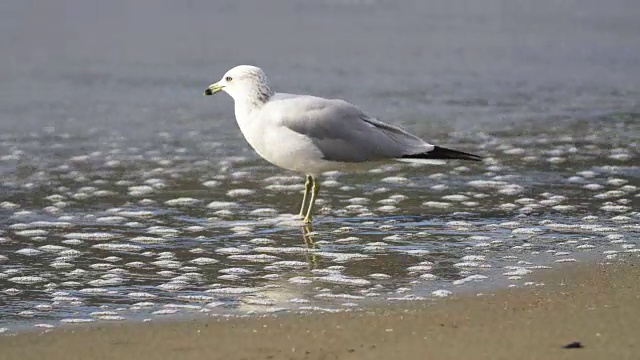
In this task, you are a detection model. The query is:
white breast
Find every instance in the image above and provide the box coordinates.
[234,105,340,176]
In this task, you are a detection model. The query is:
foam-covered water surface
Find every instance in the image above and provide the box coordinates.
[1,0,639,332]
[1,115,638,331]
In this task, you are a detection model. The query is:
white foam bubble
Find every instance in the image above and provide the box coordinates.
[189,257,219,265]
[227,189,256,197]
[9,276,47,284]
[406,265,433,272]
[442,195,470,202]
[600,204,631,212]
[288,276,313,284]
[33,324,55,329]
[116,210,155,218]
[255,246,310,255]
[165,197,202,206]
[202,180,220,188]
[219,267,253,275]
[316,252,373,263]
[4,288,22,295]
[366,273,390,280]
[0,201,19,209]
[380,176,410,184]
[315,293,365,300]
[15,248,42,256]
[512,228,542,235]
[498,184,525,195]
[147,227,180,236]
[127,292,157,299]
[50,262,74,269]
[316,274,371,286]
[453,275,488,285]
[14,229,48,237]
[88,278,124,286]
[152,309,179,315]
[151,260,182,269]
[431,289,453,297]
[227,254,279,263]
[92,243,143,252]
[60,318,95,323]
[206,287,260,294]
[215,247,248,255]
[130,236,165,244]
[502,268,532,276]
[157,282,187,291]
[552,205,576,212]
[64,232,118,240]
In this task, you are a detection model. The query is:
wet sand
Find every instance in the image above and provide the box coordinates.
[1,259,638,360]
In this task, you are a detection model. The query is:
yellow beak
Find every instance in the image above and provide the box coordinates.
[204,82,224,96]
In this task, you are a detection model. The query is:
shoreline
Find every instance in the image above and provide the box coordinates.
[1,258,638,360]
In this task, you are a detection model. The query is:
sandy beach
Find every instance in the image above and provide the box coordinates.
[1,259,638,360]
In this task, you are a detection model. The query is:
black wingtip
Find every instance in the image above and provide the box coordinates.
[402,146,482,162]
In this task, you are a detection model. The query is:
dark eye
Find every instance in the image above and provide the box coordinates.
[225,76,233,82]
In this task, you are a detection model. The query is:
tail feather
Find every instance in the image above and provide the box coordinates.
[401,146,482,162]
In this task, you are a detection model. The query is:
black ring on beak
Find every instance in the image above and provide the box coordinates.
[204,88,213,96]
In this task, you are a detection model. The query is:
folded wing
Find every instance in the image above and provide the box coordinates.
[272,96,433,163]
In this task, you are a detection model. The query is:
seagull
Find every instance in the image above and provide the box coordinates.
[204,65,481,223]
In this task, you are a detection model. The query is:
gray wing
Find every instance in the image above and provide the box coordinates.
[270,95,433,162]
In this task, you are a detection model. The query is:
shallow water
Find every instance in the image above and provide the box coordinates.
[1,0,639,332]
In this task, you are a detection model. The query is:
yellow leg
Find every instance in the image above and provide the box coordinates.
[303,176,320,223]
[298,175,312,218]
